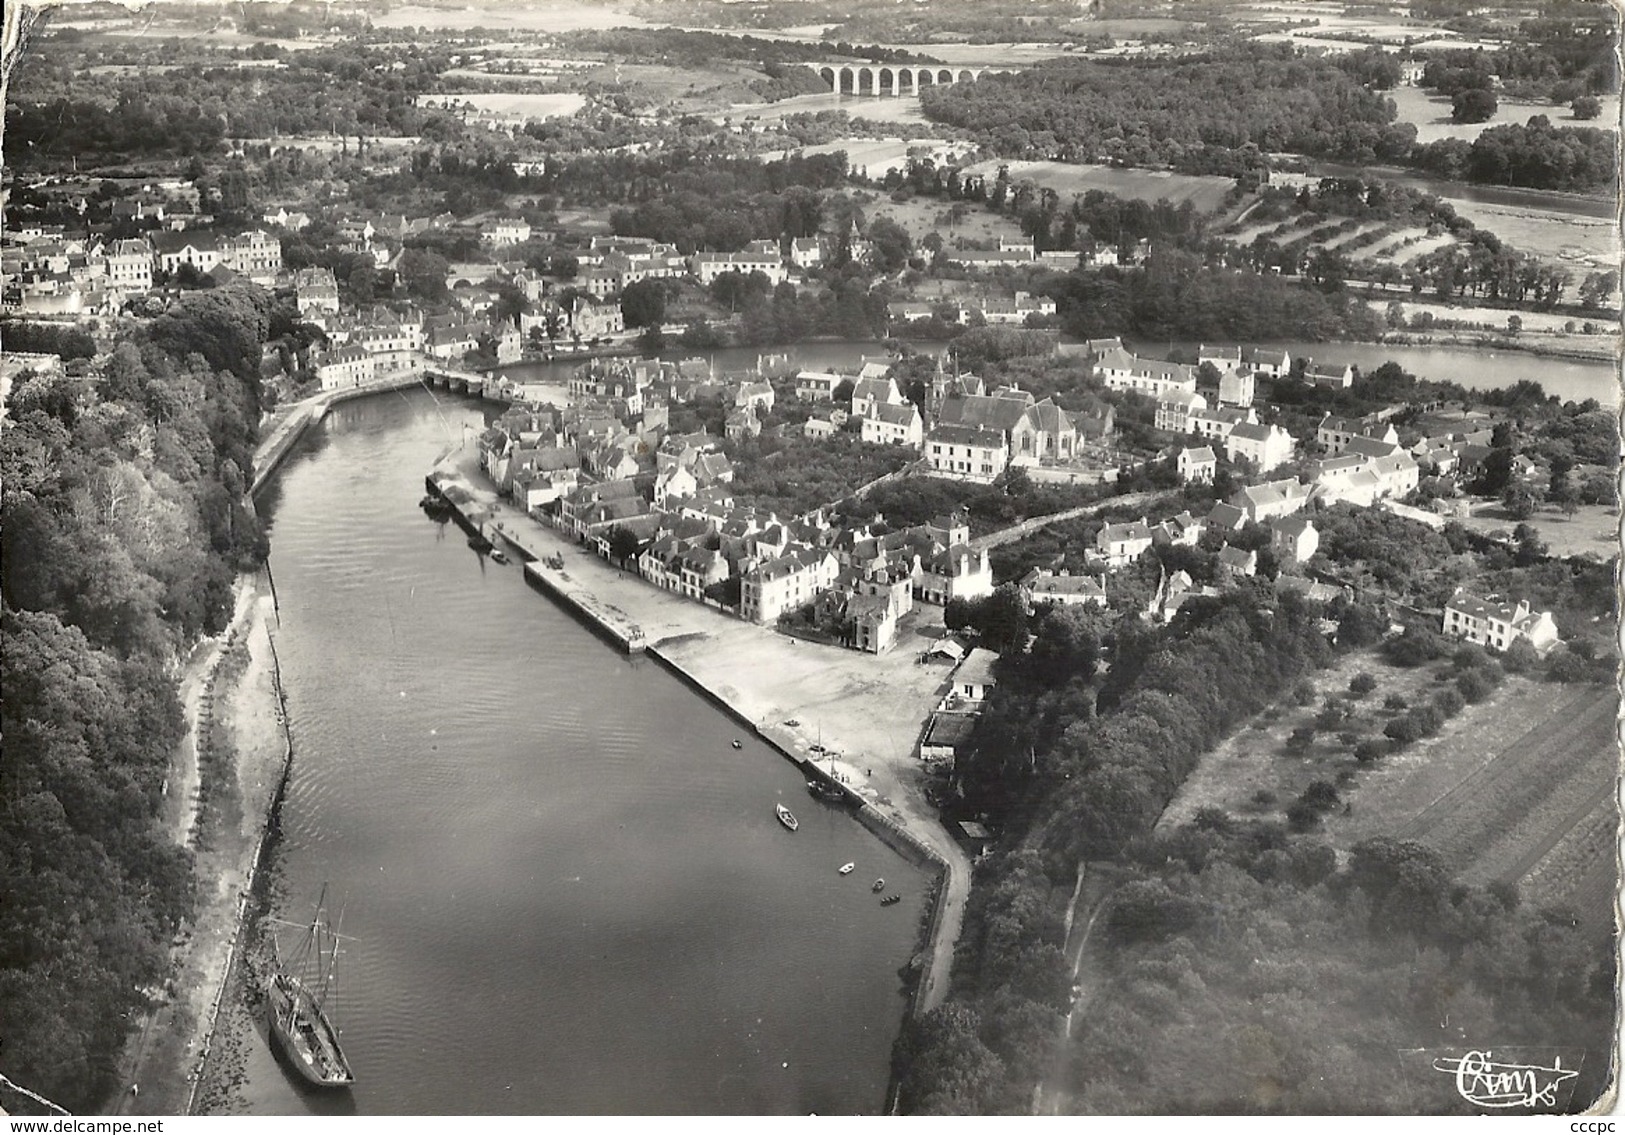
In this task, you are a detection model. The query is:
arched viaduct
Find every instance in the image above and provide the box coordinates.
[807,62,1011,96]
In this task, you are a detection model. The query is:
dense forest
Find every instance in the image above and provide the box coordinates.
[892,584,1615,1113]
[921,31,1618,192]
[0,285,273,1110]
[920,47,1418,175]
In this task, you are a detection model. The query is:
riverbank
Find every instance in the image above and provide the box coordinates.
[1379,329,1619,365]
[428,444,971,1017]
[108,573,291,1117]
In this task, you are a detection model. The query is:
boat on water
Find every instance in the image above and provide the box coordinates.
[839,863,856,875]
[265,885,355,1090]
[731,739,742,749]
[775,803,799,831]
[871,878,885,893]
[881,895,901,906]
[489,548,509,564]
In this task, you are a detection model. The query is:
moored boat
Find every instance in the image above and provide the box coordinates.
[266,886,355,1090]
[775,803,799,831]
[871,878,885,893]
[732,739,742,749]
[839,862,856,875]
[489,548,509,564]
[881,895,901,906]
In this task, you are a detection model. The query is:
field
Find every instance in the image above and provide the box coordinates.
[1384,85,1623,146]
[421,91,588,119]
[862,194,1030,248]
[1440,199,1619,270]
[961,160,1235,212]
[1160,655,1619,930]
[1456,499,1621,562]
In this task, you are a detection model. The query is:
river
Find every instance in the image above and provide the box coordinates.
[501,338,1619,407]
[227,389,930,1115]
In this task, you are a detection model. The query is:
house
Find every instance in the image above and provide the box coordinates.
[917,544,993,606]
[925,425,1008,484]
[861,401,924,449]
[952,648,1000,703]
[1319,414,1399,455]
[741,547,839,625]
[220,229,281,283]
[314,345,374,391]
[1218,369,1255,408]
[1177,445,1217,484]
[1094,349,1198,398]
[920,712,977,765]
[1304,361,1355,389]
[294,266,341,319]
[1442,589,1560,654]
[788,236,822,269]
[850,570,913,654]
[1151,510,1206,548]
[1217,544,1258,578]
[655,463,698,506]
[1198,344,1243,373]
[1271,516,1319,564]
[1224,422,1294,472]
[105,238,153,295]
[1024,569,1107,607]
[1094,519,1154,569]
[850,375,902,418]
[1156,389,1207,433]
[1231,478,1312,522]
[735,380,775,413]
[795,370,842,401]
[1241,346,1292,379]
[152,230,223,276]
[481,218,532,246]
[724,407,761,440]
[427,323,480,361]
[1207,501,1248,533]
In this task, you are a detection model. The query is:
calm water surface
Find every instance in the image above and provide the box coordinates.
[234,390,928,1115]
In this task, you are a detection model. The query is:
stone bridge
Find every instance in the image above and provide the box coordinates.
[805,61,1012,97]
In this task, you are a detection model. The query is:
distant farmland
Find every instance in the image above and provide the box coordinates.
[962,160,1235,211]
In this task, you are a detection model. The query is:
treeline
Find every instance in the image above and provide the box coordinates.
[1059,823,1613,1112]
[0,285,273,1111]
[1047,250,1386,342]
[1412,117,1618,194]
[920,47,1416,174]
[5,42,449,164]
[894,590,1340,1112]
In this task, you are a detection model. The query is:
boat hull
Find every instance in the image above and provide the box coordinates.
[267,975,355,1089]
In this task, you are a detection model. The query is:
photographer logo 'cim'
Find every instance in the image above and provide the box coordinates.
[1431,1050,1583,1111]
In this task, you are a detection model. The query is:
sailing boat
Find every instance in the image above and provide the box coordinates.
[266,885,356,1089]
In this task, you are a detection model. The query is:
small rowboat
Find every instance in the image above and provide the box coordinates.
[881,895,901,907]
[731,740,742,749]
[839,863,855,875]
[776,804,799,831]
[871,879,885,893]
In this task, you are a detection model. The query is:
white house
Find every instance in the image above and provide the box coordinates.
[1442,589,1560,654]
[925,425,1008,484]
[861,401,923,449]
[1095,348,1198,398]
[1224,422,1294,472]
[1177,445,1217,484]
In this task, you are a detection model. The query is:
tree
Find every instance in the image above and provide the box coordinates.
[606,524,642,567]
[620,279,668,328]
[866,217,914,274]
[1571,95,1603,120]
[395,248,450,303]
[1502,482,1540,520]
[1452,88,1498,123]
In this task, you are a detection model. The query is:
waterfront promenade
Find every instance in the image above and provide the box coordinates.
[431,445,973,1012]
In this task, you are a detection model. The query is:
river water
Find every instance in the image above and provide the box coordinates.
[502,337,1619,406]
[230,389,929,1115]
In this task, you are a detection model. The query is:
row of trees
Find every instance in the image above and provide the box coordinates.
[1,286,274,1110]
